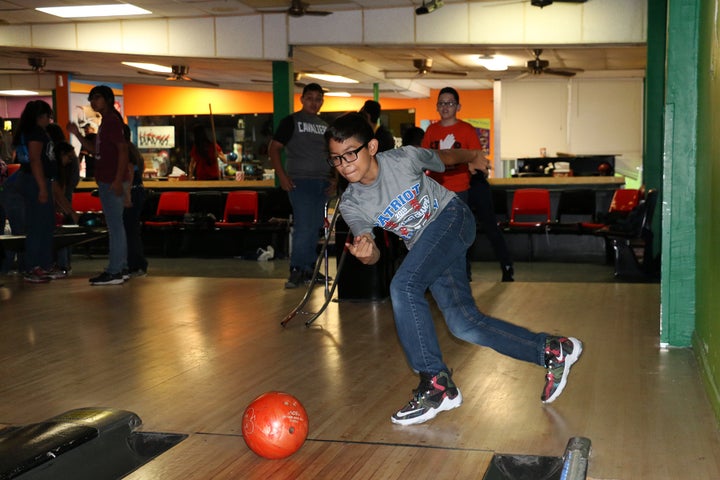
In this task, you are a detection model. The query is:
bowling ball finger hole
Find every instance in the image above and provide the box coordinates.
[289,427,295,434]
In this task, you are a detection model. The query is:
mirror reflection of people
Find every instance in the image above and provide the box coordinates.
[188,124,223,180]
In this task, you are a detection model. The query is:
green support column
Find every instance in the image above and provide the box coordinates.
[661,0,700,346]
[272,61,294,187]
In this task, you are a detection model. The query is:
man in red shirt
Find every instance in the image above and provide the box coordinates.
[422,87,514,282]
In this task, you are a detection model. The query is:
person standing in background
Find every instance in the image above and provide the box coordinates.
[123,124,148,278]
[422,87,514,282]
[188,124,224,180]
[67,85,130,286]
[13,100,58,283]
[269,83,334,289]
[360,100,396,153]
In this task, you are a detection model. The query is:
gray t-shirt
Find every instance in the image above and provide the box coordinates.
[339,146,457,249]
[273,111,330,179]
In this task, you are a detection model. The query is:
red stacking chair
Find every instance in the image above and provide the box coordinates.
[503,188,551,261]
[582,188,640,231]
[72,191,103,213]
[143,191,190,228]
[506,188,552,230]
[216,190,259,228]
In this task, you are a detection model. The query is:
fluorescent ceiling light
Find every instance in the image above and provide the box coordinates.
[476,55,509,71]
[325,92,351,97]
[305,73,358,84]
[122,62,172,73]
[37,4,151,19]
[0,90,39,96]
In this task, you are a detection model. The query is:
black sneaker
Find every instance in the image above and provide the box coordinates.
[89,271,124,286]
[391,371,463,425]
[304,270,332,285]
[502,265,514,282]
[541,336,583,403]
[285,268,303,289]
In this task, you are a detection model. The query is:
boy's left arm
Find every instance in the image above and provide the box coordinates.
[437,149,490,176]
[346,232,380,265]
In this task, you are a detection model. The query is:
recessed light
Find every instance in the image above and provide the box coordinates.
[37,4,151,19]
[477,55,510,71]
[325,92,351,97]
[122,62,172,73]
[0,90,39,96]
[305,73,358,84]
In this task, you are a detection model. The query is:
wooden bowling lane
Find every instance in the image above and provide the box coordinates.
[0,274,719,478]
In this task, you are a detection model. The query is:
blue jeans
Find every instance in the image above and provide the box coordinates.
[390,197,547,375]
[98,182,128,274]
[288,178,329,272]
[123,186,147,272]
[18,172,54,271]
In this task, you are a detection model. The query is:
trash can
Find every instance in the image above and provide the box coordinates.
[335,218,403,302]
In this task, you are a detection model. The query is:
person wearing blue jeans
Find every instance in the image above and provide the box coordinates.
[268,83,334,288]
[67,85,130,286]
[326,113,583,425]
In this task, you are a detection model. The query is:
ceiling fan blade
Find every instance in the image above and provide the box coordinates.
[302,10,332,16]
[544,68,580,77]
[430,70,468,77]
[187,77,220,87]
[137,71,169,79]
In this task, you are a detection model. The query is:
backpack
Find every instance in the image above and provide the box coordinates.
[15,135,30,164]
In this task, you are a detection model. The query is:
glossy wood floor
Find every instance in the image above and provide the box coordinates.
[1,258,719,479]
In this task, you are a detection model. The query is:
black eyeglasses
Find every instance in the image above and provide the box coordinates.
[436,101,458,108]
[327,142,368,167]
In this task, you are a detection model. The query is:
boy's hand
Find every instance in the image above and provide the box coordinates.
[346,233,380,265]
[468,151,490,176]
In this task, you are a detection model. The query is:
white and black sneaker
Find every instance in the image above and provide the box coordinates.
[89,271,124,286]
[391,371,463,426]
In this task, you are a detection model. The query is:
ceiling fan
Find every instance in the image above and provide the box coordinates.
[525,49,583,77]
[384,58,468,79]
[264,0,332,17]
[136,65,219,87]
[0,57,52,74]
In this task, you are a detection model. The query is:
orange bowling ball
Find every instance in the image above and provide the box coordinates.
[242,391,309,459]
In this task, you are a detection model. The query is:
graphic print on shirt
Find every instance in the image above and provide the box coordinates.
[296,120,327,135]
[376,182,439,240]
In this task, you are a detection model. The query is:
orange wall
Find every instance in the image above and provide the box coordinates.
[122,84,494,154]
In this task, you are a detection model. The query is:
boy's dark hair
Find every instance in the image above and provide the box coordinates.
[402,126,425,147]
[438,86,460,104]
[302,82,324,97]
[360,100,381,123]
[325,113,374,146]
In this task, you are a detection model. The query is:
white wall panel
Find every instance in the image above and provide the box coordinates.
[77,22,122,53]
[122,19,169,55]
[364,8,415,44]
[216,16,261,59]
[169,18,216,57]
[263,14,288,59]
[31,24,76,50]
[0,25,32,47]
[289,11,363,44]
